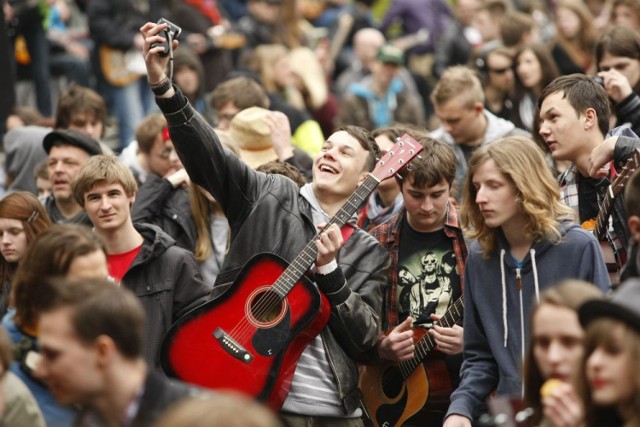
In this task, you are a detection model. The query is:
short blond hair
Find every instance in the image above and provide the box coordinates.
[72,155,138,207]
[430,65,485,107]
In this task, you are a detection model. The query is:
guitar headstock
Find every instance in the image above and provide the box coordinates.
[371,133,424,182]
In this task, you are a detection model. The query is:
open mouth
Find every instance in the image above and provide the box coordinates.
[319,165,338,174]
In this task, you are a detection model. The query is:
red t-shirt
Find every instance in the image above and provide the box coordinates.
[107,245,142,282]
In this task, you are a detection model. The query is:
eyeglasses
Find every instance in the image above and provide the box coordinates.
[488,66,512,74]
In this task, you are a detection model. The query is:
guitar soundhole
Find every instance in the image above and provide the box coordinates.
[248,289,286,325]
[381,367,404,399]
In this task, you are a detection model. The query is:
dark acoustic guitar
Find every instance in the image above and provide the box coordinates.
[359,297,463,427]
[160,134,424,410]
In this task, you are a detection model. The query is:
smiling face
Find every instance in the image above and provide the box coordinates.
[472,158,524,231]
[83,182,135,233]
[586,323,635,407]
[533,304,585,383]
[0,218,28,263]
[48,145,91,204]
[312,130,369,201]
[516,49,543,90]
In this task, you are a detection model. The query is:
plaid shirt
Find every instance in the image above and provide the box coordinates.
[371,201,468,330]
[558,164,628,269]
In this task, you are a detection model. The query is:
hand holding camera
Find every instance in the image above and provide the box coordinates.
[150,18,182,58]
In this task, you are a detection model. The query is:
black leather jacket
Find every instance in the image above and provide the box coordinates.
[156,88,390,414]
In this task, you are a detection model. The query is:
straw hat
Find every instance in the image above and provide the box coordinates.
[228,107,278,169]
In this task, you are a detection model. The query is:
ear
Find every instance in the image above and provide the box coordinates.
[94,335,116,369]
[583,108,598,130]
[473,101,484,114]
[628,215,640,243]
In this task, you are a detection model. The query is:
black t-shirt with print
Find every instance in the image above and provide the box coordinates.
[397,216,462,327]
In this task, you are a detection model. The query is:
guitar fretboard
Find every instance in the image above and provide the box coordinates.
[272,175,381,298]
[398,297,464,380]
[594,150,640,241]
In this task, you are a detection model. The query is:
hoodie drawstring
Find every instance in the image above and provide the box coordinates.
[500,249,508,347]
[500,249,540,350]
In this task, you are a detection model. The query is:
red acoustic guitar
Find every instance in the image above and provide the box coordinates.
[160,135,423,410]
[359,297,464,427]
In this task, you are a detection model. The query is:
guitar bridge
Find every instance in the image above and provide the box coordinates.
[213,328,254,364]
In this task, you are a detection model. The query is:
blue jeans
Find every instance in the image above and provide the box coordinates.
[102,77,155,151]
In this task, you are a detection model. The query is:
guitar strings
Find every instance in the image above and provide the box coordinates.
[224,179,379,345]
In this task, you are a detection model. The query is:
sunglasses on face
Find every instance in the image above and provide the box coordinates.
[488,66,512,74]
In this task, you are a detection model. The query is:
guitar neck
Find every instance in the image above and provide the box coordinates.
[399,297,464,377]
[594,190,612,241]
[594,150,640,241]
[273,175,381,297]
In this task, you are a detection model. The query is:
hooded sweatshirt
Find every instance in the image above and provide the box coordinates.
[446,221,610,421]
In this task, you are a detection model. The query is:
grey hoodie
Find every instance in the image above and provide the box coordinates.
[446,221,610,421]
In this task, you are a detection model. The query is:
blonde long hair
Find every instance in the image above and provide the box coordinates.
[461,136,574,257]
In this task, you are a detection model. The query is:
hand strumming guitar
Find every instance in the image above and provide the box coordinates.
[377,316,415,362]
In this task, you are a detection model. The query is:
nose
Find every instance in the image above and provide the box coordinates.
[322,147,338,160]
[475,186,487,204]
[442,121,453,133]
[32,356,46,380]
[539,121,549,137]
[169,148,180,165]
[100,196,112,211]
[2,234,12,245]
[587,347,605,371]
[53,160,65,174]
[546,340,564,365]
[420,197,433,212]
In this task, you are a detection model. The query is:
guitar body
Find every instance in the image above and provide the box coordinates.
[360,328,453,427]
[161,253,330,410]
[98,46,144,87]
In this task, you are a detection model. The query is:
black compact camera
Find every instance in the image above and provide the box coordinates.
[593,75,605,87]
[151,18,182,57]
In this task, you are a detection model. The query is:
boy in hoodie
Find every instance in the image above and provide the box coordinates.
[443,136,609,427]
[71,155,212,370]
[429,66,530,200]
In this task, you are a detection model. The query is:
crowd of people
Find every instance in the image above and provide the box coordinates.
[1,0,640,426]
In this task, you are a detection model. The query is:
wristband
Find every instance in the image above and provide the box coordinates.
[316,259,338,275]
[150,77,172,97]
